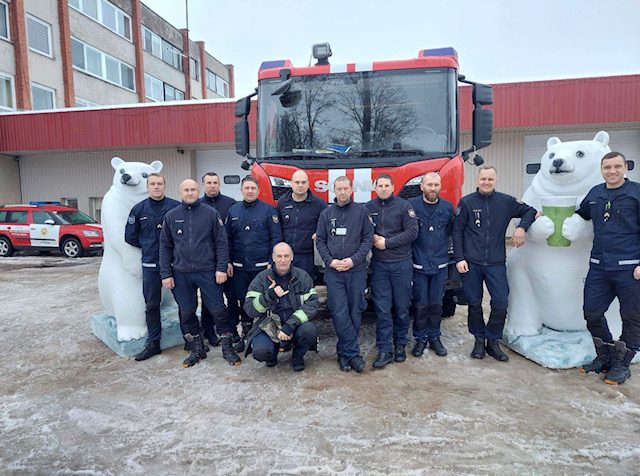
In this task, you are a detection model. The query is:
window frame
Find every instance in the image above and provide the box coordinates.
[206,69,229,98]
[71,37,135,92]
[0,71,16,111]
[68,0,132,42]
[26,14,53,58]
[0,0,9,41]
[142,26,183,72]
[189,57,199,81]
[75,96,99,107]
[31,82,56,110]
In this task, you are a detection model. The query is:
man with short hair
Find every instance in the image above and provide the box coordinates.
[243,242,319,371]
[125,173,180,361]
[277,169,327,280]
[316,176,374,373]
[453,165,536,361]
[226,175,282,350]
[366,174,418,368]
[409,172,454,358]
[571,152,640,385]
[159,179,241,367]
[200,172,238,347]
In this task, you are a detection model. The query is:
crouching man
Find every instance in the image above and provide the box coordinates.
[243,242,318,371]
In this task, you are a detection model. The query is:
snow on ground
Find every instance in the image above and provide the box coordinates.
[1,257,639,475]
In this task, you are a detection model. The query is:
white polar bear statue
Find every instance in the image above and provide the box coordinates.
[505,131,623,353]
[98,157,175,341]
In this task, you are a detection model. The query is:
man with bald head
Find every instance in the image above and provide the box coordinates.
[159,179,241,368]
[277,169,327,280]
[243,242,319,371]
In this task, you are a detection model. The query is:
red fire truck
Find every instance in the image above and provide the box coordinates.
[234,43,493,208]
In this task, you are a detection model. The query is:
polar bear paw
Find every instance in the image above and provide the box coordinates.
[562,214,589,242]
[528,216,555,241]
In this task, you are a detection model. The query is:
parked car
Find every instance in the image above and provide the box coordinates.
[0,204,103,258]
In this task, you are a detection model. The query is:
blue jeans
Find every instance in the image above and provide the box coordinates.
[172,271,227,336]
[461,263,508,340]
[142,267,162,343]
[233,268,262,330]
[324,270,367,359]
[412,269,448,339]
[293,253,317,281]
[251,322,318,363]
[371,259,413,352]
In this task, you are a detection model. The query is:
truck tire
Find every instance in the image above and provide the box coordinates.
[0,236,14,257]
[61,237,84,258]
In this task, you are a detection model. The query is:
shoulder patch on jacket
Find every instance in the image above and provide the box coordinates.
[218,218,224,226]
[408,208,416,218]
[455,206,462,216]
[272,215,279,223]
[128,215,135,224]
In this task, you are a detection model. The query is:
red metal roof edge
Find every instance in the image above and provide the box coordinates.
[1,74,638,155]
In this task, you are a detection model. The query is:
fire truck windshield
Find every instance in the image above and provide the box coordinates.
[258,68,457,163]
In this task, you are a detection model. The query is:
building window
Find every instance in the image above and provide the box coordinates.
[144,73,183,102]
[27,15,53,57]
[0,1,9,41]
[189,57,199,80]
[142,26,183,71]
[206,69,229,98]
[164,83,184,101]
[75,97,99,107]
[0,73,15,110]
[32,83,55,110]
[61,198,78,209]
[71,37,135,91]
[69,0,131,41]
[89,197,102,222]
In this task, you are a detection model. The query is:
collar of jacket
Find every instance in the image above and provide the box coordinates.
[475,188,495,198]
[334,198,353,208]
[181,200,201,210]
[243,199,259,208]
[375,194,396,206]
[269,267,297,285]
[286,189,316,204]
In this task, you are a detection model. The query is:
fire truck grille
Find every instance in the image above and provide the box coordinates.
[399,184,422,199]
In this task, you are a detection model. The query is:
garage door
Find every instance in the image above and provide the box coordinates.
[196,149,248,200]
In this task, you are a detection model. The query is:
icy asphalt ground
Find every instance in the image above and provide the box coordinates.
[1,256,639,476]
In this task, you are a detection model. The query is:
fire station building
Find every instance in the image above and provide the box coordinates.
[0,74,639,222]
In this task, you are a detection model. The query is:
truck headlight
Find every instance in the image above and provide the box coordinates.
[405,175,424,187]
[269,177,291,188]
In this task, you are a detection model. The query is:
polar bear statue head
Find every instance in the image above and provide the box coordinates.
[110,157,163,198]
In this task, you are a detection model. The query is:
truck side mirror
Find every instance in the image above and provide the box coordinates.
[235,121,250,157]
[473,83,493,106]
[235,97,251,118]
[472,108,493,150]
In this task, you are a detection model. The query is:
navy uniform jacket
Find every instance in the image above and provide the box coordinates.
[277,190,327,255]
[159,200,228,279]
[453,190,536,266]
[125,196,180,267]
[365,194,418,262]
[576,179,640,271]
[316,200,374,273]
[409,196,454,274]
[226,199,282,271]
[200,193,236,220]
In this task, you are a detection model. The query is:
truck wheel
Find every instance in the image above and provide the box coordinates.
[61,237,84,258]
[0,236,14,257]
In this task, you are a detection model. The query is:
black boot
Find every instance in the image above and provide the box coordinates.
[135,340,161,361]
[338,355,351,372]
[394,345,407,362]
[204,331,221,347]
[372,352,394,369]
[182,334,207,368]
[348,355,365,373]
[471,337,485,359]
[486,339,509,362]
[221,334,242,366]
[429,337,448,357]
[604,341,636,385]
[580,337,614,374]
[291,347,305,372]
[412,340,427,357]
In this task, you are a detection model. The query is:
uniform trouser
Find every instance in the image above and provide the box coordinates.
[234,268,263,331]
[371,259,413,352]
[324,269,367,359]
[461,263,509,340]
[171,270,230,336]
[412,268,448,340]
[583,267,640,351]
[251,322,318,363]
[142,267,163,343]
[201,277,239,337]
[293,253,317,281]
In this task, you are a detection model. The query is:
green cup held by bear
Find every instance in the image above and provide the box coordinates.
[541,196,577,247]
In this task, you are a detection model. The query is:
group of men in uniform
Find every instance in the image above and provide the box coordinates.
[124,152,639,385]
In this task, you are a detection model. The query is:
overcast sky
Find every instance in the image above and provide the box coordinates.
[144,0,640,98]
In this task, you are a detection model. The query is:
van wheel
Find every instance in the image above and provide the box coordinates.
[61,237,84,258]
[0,236,14,257]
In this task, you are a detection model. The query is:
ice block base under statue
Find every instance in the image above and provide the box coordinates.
[504,327,640,369]
[91,305,182,358]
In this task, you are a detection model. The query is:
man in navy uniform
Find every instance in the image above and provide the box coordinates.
[243,242,319,371]
[199,172,238,347]
[277,169,326,281]
[226,175,282,350]
[125,173,180,361]
[366,174,418,369]
[573,152,640,385]
[453,165,536,361]
[159,179,241,367]
[409,172,454,358]
[316,176,373,373]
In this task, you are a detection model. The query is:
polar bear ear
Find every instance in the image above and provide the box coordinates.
[547,137,561,148]
[111,157,124,170]
[150,161,163,173]
[594,131,609,147]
